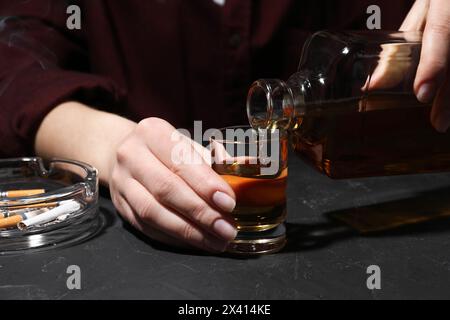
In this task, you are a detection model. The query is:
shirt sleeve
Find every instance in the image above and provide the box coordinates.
[0,0,124,157]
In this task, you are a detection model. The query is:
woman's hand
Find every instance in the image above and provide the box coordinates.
[36,103,237,253]
[400,0,450,132]
[108,117,237,252]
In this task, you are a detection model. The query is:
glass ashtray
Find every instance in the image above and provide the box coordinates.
[0,157,102,254]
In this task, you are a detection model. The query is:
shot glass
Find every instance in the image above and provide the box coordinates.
[210,126,288,254]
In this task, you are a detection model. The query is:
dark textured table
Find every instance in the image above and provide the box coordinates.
[1,154,450,300]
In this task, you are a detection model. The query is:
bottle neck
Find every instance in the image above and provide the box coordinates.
[247,77,307,130]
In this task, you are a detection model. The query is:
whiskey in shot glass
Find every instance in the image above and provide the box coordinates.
[210,126,288,254]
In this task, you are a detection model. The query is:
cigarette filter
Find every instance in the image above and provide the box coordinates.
[0,202,58,218]
[1,202,58,212]
[0,189,45,198]
[0,207,36,219]
[18,200,81,231]
[0,208,48,229]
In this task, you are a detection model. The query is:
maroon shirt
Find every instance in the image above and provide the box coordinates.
[0,0,413,157]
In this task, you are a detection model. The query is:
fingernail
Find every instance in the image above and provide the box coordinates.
[433,112,450,133]
[212,191,236,213]
[417,83,437,104]
[213,219,237,241]
[204,237,229,252]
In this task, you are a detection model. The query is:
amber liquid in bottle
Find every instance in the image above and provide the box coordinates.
[291,93,450,178]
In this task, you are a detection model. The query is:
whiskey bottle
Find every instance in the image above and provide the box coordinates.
[247,31,450,178]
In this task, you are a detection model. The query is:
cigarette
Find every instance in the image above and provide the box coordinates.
[0,202,58,218]
[18,200,81,231]
[0,189,45,198]
[0,207,36,219]
[0,208,48,229]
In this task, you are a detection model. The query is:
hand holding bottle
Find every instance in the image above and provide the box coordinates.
[401,0,450,132]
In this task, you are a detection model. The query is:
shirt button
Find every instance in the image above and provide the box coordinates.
[229,33,241,48]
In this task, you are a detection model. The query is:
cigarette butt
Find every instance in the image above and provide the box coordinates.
[1,189,46,198]
[56,214,69,222]
[0,208,29,219]
[0,209,48,229]
[0,215,23,229]
[18,200,81,231]
[0,202,57,220]
[7,202,58,211]
[0,206,48,219]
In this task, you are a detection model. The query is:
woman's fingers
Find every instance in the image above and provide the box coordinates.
[108,117,240,253]
[400,0,450,132]
[430,76,450,132]
[414,0,450,106]
[400,0,429,32]
[112,191,189,249]
[137,118,236,214]
[116,177,230,253]
[116,135,237,242]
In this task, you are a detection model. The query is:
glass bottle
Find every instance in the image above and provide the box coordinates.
[247,30,450,178]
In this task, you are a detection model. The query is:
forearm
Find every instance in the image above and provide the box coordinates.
[34,102,137,186]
